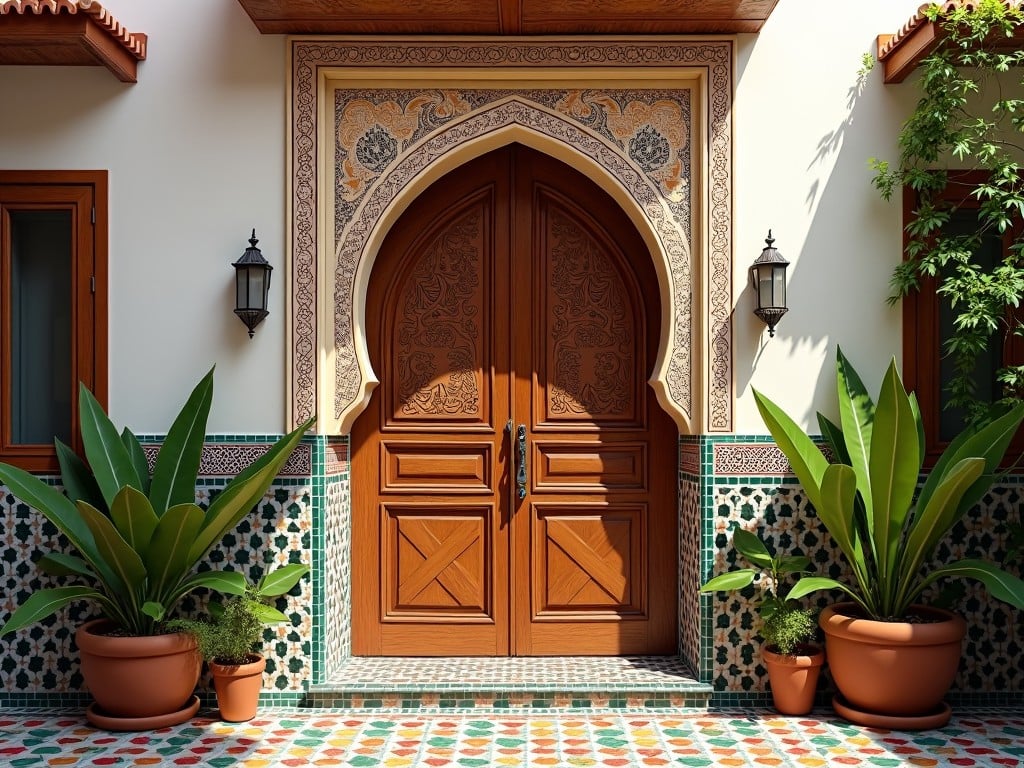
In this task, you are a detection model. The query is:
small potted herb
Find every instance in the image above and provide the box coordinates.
[701,528,824,715]
[169,563,309,722]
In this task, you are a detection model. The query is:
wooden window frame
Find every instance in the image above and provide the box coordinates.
[902,170,1024,466]
[0,171,108,472]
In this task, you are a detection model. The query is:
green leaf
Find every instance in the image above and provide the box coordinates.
[249,602,290,624]
[79,383,143,508]
[197,570,248,597]
[37,553,96,580]
[732,529,771,569]
[188,417,314,563]
[0,462,99,568]
[787,576,865,610]
[777,555,811,574]
[700,569,755,592]
[920,403,1024,516]
[836,347,876,533]
[109,486,159,559]
[149,368,213,514]
[816,413,851,465]
[141,601,165,621]
[917,559,1024,610]
[256,564,310,597]
[78,500,146,600]
[54,438,105,513]
[121,428,151,496]
[816,464,861,573]
[898,457,985,606]
[0,586,104,636]
[868,360,919,593]
[163,570,250,610]
[145,503,205,605]
[752,390,828,511]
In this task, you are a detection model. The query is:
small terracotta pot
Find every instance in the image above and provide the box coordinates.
[820,603,966,717]
[76,619,201,719]
[763,644,825,715]
[210,653,266,722]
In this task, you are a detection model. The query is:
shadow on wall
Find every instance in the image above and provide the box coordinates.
[731,7,915,429]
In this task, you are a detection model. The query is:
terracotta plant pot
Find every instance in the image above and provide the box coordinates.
[763,643,825,715]
[76,619,201,723]
[210,653,266,722]
[820,603,966,724]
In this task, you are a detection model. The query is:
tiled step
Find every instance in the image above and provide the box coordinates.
[305,656,712,710]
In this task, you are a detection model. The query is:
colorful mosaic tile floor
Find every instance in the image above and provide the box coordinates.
[0,708,1022,767]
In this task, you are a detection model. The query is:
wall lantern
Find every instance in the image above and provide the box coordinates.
[749,230,789,337]
[232,229,273,338]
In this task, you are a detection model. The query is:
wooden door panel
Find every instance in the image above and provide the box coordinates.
[533,505,644,613]
[382,441,492,493]
[533,441,646,491]
[386,196,493,430]
[385,505,493,617]
[536,193,643,429]
[354,145,675,657]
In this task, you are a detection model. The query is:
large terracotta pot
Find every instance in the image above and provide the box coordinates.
[76,619,201,719]
[210,654,266,723]
[763,643,825,715]
[820,603,965,718]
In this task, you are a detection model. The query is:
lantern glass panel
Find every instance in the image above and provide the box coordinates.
[755,265,771,309]
[772,265,786,308]
[248,268,266,311]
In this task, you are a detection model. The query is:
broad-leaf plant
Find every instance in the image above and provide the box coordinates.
[0,368,314,636]
[754,347,1024,621]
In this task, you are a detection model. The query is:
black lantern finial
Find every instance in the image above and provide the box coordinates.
[232,228,273,338]
[749,229,789,337]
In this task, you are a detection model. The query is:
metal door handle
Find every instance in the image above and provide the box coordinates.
[516,424,527,499]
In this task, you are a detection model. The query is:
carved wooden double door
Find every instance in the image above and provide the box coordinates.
[352,145,677,656]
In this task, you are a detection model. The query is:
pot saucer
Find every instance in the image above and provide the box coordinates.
[85,694,200,732]
[832,694,951,730]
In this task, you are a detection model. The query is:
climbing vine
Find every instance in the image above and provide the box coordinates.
[872,0,1024,419]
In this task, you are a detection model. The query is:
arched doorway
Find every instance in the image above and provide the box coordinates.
[351,144,677,656]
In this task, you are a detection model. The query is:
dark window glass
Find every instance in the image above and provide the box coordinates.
[9,210,73,444]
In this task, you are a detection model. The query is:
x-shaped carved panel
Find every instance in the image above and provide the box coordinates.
[391,513,485,610]
[541,510,642,611]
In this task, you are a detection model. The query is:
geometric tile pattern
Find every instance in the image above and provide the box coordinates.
[0,437,315,700]
[702,431,1024,705]
[321,459,351,680]
[1,708,1023,766]
[309,656,710,710]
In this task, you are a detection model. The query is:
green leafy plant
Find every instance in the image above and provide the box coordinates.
[700,528,816,655]
[755,347,1024,620]
[872,0,1024,418]
[168,563,310,665]
[0,368,315,637]
[762,604,817,656]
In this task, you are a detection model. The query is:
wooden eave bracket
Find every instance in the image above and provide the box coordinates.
[0,0,147,83]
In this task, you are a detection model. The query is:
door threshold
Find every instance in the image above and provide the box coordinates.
[306,656,712,710]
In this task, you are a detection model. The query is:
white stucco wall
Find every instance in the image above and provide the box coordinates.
[0,0,286,433]
[0,0,931,435]
[732,0,922,433]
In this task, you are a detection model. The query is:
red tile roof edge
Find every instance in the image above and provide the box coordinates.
[879,1,1022,61]
[0,0,146,60]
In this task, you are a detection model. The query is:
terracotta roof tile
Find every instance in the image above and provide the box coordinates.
[878,1,1024,83]
[0,0,146,61]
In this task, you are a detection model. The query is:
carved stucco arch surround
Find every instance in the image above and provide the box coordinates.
[288,39,734,434]
[339,101,692,433]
